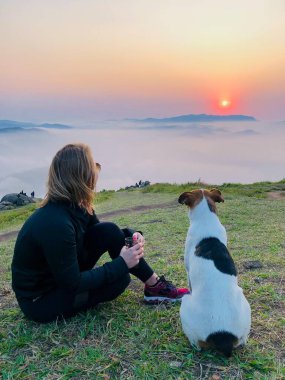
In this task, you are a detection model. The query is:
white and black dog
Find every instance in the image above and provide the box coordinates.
[179,189,251,357]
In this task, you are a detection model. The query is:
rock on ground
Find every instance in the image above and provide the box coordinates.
[0,193,35,211]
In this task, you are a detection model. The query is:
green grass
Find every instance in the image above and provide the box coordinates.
[0,191,116,233]
[141,179,285,199]
[0,203,38,233]
[0,182,285,379]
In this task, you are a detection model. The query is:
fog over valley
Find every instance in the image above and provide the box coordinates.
[0,119,284,199]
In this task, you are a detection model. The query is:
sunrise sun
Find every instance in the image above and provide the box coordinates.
[220,99,231,108]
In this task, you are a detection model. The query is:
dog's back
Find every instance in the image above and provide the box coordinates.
[189,237,236,290]
[179,189,251,356]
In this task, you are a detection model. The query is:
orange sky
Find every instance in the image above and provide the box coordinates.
[1,0,285,122]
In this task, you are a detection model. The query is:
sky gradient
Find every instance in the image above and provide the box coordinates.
[1,0,285,123]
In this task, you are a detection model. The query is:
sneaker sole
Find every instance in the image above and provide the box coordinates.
[144,296,183,303]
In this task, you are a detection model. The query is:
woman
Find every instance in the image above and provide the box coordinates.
[12,143,189,323]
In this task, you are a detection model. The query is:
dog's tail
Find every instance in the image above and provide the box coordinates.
[206,331,238,357]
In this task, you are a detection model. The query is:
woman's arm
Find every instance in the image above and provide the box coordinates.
[41,221,129,293]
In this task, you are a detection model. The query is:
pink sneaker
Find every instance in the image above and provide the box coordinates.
[144,276,190,304]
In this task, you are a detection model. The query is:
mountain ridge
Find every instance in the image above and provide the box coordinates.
[128,113,257,123]
[0,120,72,131]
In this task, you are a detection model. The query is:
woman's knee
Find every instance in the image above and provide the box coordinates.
[85,222,125,258]
[86,222,124,245]
[90,221,122,235]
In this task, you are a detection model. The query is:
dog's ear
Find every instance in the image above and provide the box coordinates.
[209,188,224,203]
[178,190,203,208]
[178,192,190,205]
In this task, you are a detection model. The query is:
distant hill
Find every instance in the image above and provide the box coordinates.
[128,114,257,123]
[0,120,72,132]
[40,123,72,129]
[0,126,41,134]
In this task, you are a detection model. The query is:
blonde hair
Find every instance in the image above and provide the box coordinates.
[41,143,99,210]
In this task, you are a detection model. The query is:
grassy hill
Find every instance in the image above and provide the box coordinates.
[0,181,285,379]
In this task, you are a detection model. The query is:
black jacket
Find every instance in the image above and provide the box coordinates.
[12,201,129,301]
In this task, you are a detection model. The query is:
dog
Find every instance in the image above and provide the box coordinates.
[178,188,251,357]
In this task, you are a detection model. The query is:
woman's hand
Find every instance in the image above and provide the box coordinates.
[133,232,144,245]
[120,242,144,269]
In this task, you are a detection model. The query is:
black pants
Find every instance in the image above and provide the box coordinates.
[19,222,154,323]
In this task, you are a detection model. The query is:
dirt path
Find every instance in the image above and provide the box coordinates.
[0,200,177,243]
[0,230,19,243]
[267,191,285,200]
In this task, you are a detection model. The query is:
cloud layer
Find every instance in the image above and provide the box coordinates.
[0,120,284,199]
